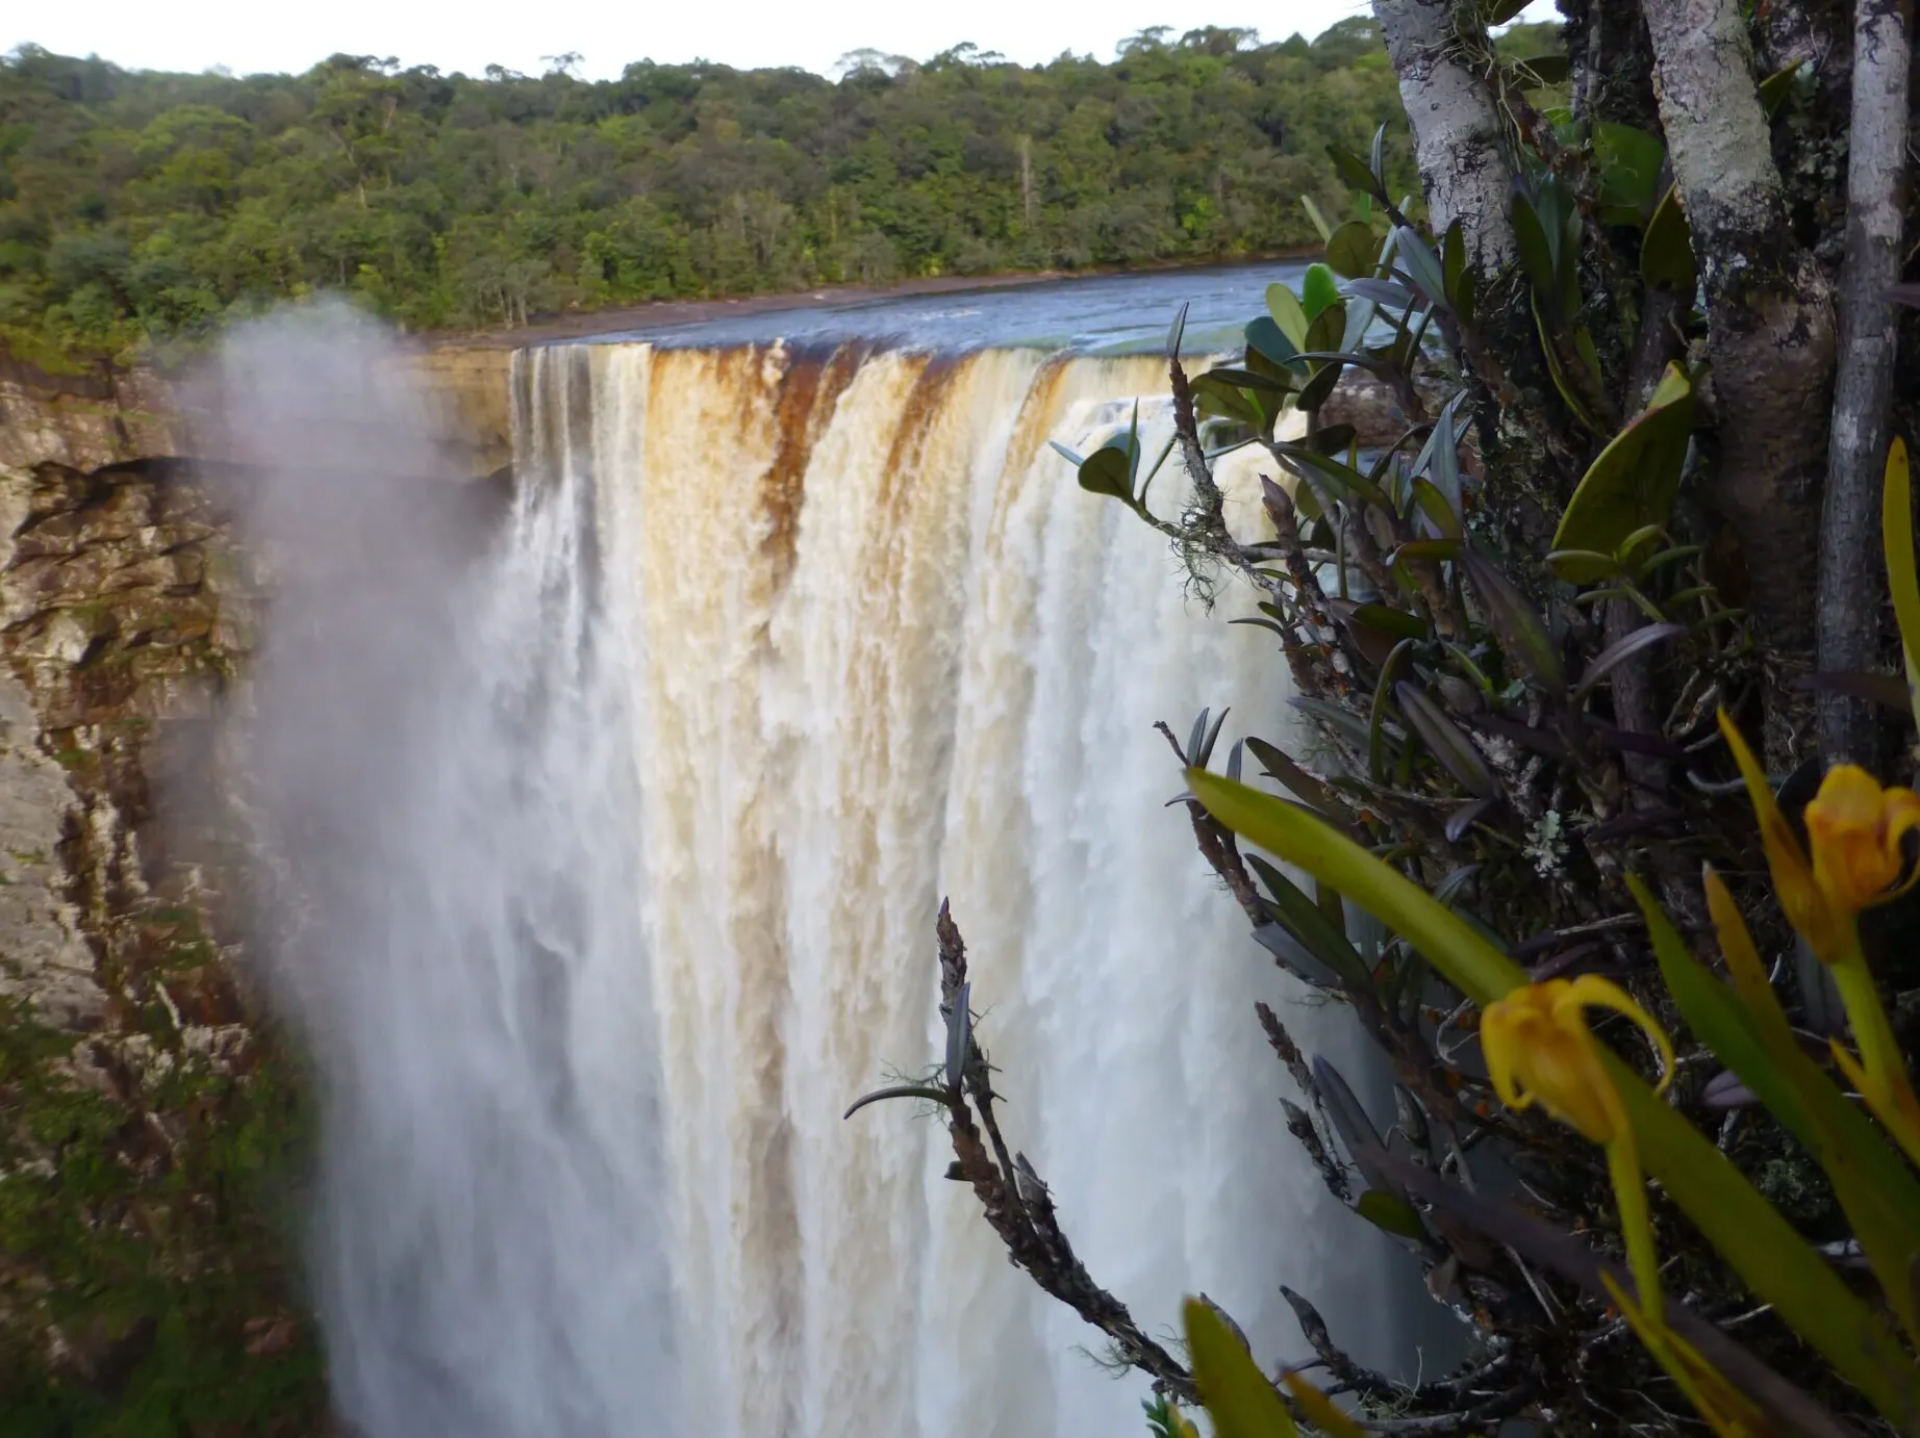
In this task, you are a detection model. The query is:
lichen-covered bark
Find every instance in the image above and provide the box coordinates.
[1642,0,1838,757]
[1818,0,1911,764]
[1372,0,1516,275]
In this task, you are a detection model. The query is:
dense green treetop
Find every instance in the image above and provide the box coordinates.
[0,23,1421,367]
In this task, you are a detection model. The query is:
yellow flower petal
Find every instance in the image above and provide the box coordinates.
[1560,974,1677,1097]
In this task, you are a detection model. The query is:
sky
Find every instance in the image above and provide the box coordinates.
[6,0,1414,82]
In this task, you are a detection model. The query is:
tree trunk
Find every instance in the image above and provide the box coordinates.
[1818,0,1911,765]
[1641,0,1838,762]
[1371,0,1516,276]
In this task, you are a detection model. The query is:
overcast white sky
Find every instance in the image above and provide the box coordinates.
[4,0,1476,82]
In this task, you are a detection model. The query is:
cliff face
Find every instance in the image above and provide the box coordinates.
[0,342,512,1429]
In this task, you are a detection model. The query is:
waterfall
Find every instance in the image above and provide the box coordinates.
[510,339,1395,1438]
[223,311,1397,1438]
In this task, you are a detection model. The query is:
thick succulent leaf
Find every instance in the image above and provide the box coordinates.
[1369,639,1416,781]
[1301,262,1343,319]
[1594,122,1666,223]
[1326,221,1379,281]
[1510,193,1559,303]
[1883,438,1920,716]
[1203,365,1291,395]
[1188,770,1525,1006]
[1326,143,1385,201]
[1184,1298,1299,1438]
[1342,276,1417,309]
[1397,683,1495,796]
[1192,373,1268,427]
[1641,185,1697,292]
[1460,549,1566,694]
[1076,441,1138,505]
[1551,364,1696,581]
[1266,283,1310,348]
[1353,604,1428,640]
[1571,621,1684,704]
[1532,295,1610,437]
[1246,316,1303,368]
[1392,226,1447,310]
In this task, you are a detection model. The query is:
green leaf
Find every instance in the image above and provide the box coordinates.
[1188,775,1920,1430]
[1440,219,1467,313]
[1532,293,1609,437]
[1357,1188,1428,1240]
[1758,59,1804,120]
[1593,122,1666,223]
[1326,144,1385,200]
[1245,316,1301,368]
[1641,185,1697,292]
[1630,875,1920,1343]
[1265,283,1310,348]
[1301,263,1342,319]
[1192,373,1267,427]
[1326,221,1378,281]
[1612,1048,1920,1426]
[1550,363,1695,581]
[1187,770,1526,1006]
[1183,1299,1298,1438]
[1077,442,1137,505]
[1883,438,1920,717]
[1481,0,1532,23]
[1509,194,1558,303]
[1353,604,1428,640]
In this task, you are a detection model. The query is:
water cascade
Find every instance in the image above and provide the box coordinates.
[230,318,1398,1438]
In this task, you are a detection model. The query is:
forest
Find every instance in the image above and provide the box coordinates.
[0,23,1487,368]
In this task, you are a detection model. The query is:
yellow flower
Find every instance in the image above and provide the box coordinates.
[1482,976,1674,1318]
[1481,976,1674,1143]
[1803,765,1920,914]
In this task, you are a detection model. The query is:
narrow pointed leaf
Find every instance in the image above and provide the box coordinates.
[1326,144,1385,200]
[1189,770,1525,1005]
[1883,437,1920,716]
[1244,853,1372,989]
[1573,622,1684,703]
[1397,683,1495,796]
[1460,549,1566,693]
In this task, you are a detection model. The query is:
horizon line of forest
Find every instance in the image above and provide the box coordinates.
[0,23,1558,370]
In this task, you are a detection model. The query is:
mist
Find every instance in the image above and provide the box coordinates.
[195,303,679,1437]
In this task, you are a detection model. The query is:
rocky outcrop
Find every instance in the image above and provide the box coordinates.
[0,334,514,1427]
[0,452,324,1428]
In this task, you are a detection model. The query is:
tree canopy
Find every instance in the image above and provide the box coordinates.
[0,26,1415,366]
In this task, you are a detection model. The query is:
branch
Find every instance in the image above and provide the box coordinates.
[1370,0,1517,276]
[1641,0,1837,745]
[1817,0,1911,764]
